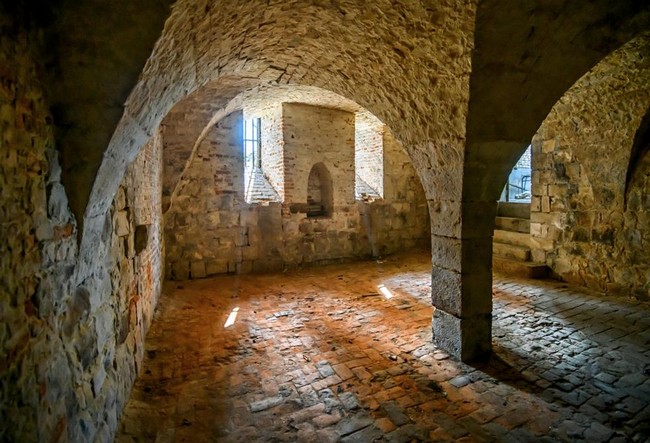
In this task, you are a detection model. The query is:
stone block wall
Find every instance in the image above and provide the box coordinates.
[0,17,165,439]
[164,105,429,280]
[530,37,650,298]
[165,111,245,278]
[0,20,79,441]
[282,103,356,206]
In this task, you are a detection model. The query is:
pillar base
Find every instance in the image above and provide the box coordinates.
[432,308,491,362]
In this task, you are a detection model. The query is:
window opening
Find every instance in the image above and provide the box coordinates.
[500,145,532,202]
[243,117,262,170]
[355,112,384,201]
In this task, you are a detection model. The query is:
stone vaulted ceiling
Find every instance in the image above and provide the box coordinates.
[29,0,649,289]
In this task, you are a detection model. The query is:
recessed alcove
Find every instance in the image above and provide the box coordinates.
[306,162,333,217]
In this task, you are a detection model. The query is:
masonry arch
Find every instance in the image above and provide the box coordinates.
[529,33,650,297]
[307,162,333,217]
[162,83,431,278]
[69,0,649,361]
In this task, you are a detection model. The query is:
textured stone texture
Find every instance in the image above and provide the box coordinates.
[531,35,650,298]
[0,17,164,439]
[283,103,356,206]
[355,111,384,199]
[164,104,429,279]
[4,4,650,439]
[40,0,647,367]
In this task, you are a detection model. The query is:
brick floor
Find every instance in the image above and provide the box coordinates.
[116,249,650,442]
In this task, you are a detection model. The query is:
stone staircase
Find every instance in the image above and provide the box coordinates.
[493,202,548,278]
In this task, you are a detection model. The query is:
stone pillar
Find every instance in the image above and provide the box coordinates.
[429,198,496,361]
[428,141,520,362]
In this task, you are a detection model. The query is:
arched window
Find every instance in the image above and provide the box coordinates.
[307,162,333,217]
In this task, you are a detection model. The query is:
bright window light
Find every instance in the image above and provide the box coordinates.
[224,307,240,328]
[378,284,394,299]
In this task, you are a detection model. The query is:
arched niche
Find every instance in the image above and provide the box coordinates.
[306,162,333,218]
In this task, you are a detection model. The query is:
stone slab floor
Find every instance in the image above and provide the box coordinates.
[116,249,650,442]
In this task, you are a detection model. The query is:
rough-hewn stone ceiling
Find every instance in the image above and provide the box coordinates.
[27,0,649,281]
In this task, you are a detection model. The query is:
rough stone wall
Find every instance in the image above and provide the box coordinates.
[0,18,79,441]
[164,105,429,280]
[165,111,245,278]
[531,36,650,298]
[282,103,355,206]
[0,15,165,440]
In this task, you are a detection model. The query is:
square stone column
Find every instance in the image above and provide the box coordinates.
[429,200,497,361]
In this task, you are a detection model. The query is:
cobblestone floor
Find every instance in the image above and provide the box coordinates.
[116,250,650,442]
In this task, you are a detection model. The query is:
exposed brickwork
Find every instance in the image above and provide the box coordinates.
[283,104,355,205]
[164,105,429,279]
[355,111,384,199]
[257,104,284,201]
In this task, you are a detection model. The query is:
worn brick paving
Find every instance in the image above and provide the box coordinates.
[116,250,650,442]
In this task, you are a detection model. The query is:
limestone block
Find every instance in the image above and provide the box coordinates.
[432,309,492,362]
[430,267,492,317]
[530,248,547,263]
[542,139,556,153]
[48,182,70,222]
[95,306,115,352]
[115,211,130,237]
[206,211,220,225]
[206,259,228,275]
[35,220,54,241]
[190,261,206,279]
[428,199,461,238]
[114,187,126,210]
[172,261,190,280]
[240,208,259,226]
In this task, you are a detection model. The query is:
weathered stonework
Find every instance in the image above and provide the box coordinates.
[3,7,650,440]
[164,105,429,280]
[0,17,165,439]
[531,35,650,299]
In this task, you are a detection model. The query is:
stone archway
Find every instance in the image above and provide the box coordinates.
[59,0,649,361]
[530,34,650,297]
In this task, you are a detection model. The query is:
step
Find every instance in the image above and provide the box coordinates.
[495,216,530,234]
[493,256,548,279]
[493,229,531,248]
[497,202,530,219]
[493,241,531,261]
